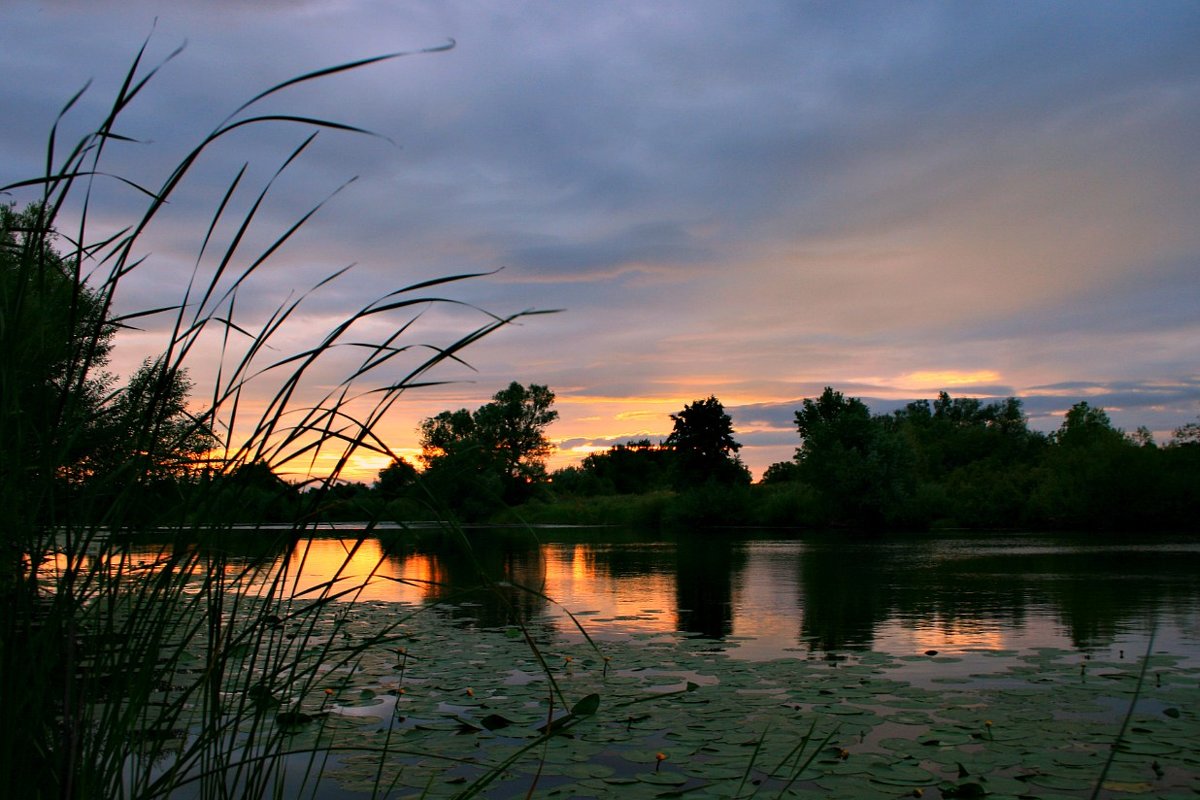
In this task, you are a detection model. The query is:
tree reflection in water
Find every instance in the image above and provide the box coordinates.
[99,529,1200,661]
[676,536,746,639]
[794,534,1200,656]
[381,529,550,631]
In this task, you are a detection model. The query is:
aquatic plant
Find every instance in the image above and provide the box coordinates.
[0,36,551,799]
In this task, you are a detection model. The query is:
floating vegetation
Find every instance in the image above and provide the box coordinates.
[163,595,1198,798]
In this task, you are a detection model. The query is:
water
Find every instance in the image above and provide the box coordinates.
[130,526,1200,665]
[61,526,1200,798]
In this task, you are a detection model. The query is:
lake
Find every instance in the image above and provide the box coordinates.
[255,526,1200,664]
[102,527,1200,797]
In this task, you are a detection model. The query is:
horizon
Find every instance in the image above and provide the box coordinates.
[3,2,1198,483]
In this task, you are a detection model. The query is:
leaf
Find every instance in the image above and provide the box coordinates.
[224,642,251,659]
[276,711,312,727]
[455,718,482,734]
[1102,781,1155,793]
[571,693,601,716]
[536,713,575,734]
[247,683,280,710]
[480,713,516,731]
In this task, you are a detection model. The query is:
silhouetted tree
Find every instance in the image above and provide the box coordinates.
[1170,418,1200,447]
[576,439,674,494]
[418,382,558,512]
[760,460,801,484]
[1161,421,1200,523]
[795,387,873,457]
[474,382,558,489]
[2,204,114,522]
[920,393,1033,472]
[665,396,749,488]
[204,462,300,522]
[883,393,1042,526]
[1053,401,1126,448]
[86,358,214,481]
[794,387,911,527]
[2,204,215,523]
[1031,401,1151,528]
[374,456,418,499]
[418,408,477,466]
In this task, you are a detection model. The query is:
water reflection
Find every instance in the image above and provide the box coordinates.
[100,529,1200,662]
[797,539,894,651]
[381,532,549,628]
[795,535,1200,658]
[544,541,678,635]
[676,537,745,639]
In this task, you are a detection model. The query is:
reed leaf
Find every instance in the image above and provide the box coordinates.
[0,36,567,800]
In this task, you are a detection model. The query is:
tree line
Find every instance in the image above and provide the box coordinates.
[530,386,1198,531]
[371,384,1199,531]
[8,200,1198,531]
[762,387,1200,530]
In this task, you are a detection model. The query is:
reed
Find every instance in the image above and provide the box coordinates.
[0,37,545,799]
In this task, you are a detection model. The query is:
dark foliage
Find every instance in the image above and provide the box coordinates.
[1,203,114,528]
[665,396,751,488]
[1,204,216,527]
[573,439,675,495]
[782,389,1197,531]
[374,456,418,498]
[793,387,913,528]
[539,387,1200,532]
[416,382,558,516]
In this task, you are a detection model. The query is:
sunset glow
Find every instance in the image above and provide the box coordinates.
[2,3,1196,485]
[891,371,1005,391]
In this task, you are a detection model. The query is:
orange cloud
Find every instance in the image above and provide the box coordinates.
[888,370,1003,391]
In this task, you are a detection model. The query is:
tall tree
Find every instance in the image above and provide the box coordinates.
[794,387,873,459]
[1031,401,1144,527]
[374,456,418,499]
[418,382,558,510]
[473,382,558,487]
[887,394,1042,527]
[87,358,215,483]
[794,387,911,527]
[1053,401,1126,448]
[665,396,749,487]
[2,203,114,523]
[891,393,1038,480]
[418,408,478,467]
[1170,418,1200,447]
[2,203,214,522]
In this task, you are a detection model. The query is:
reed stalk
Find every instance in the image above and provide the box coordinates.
[1,36,544,800]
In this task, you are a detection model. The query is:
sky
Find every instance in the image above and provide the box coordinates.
[3,1,1199,481]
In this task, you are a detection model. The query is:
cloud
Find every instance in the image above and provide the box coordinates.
[4,2,1199,481]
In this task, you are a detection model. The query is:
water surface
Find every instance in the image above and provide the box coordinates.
[174,527,1200,666]
[80,526,1199,798]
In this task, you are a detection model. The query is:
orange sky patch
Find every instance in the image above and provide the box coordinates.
[886,370,1003,391]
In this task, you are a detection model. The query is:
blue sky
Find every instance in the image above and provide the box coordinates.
[3,1,1199,479]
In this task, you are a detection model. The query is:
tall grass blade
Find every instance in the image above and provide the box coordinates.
[0,35,561,800]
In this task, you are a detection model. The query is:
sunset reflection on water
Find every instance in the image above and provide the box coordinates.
[61,530,1200,665]
[282,537,683,636]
